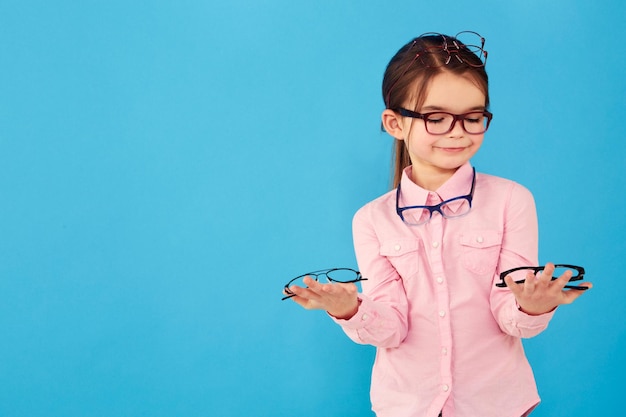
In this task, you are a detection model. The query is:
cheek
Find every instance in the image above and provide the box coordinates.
[406,130,436,148]
[470,135,485,148]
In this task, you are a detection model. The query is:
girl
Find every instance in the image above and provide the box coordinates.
[287,32,592,417]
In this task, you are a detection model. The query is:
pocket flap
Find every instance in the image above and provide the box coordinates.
[380,239,420,256]
[459,230,502,249]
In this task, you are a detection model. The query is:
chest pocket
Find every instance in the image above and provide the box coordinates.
[379,239,421,279]
[459,230,502,275]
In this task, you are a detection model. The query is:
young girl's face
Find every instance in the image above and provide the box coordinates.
[399,72,487,184]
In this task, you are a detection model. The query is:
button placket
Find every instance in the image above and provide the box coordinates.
[427,213,452,400]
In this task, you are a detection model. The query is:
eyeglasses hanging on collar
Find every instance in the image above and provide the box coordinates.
[396,168,476,226]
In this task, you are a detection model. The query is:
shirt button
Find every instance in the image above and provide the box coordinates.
[442,384,450,392]
[394,244,401,251]
[432,241,439,248]
[436,277,444,284]
[476,236,484,243]
[361,314,368,321]
[439,310,446,317]
[442,347,448,355]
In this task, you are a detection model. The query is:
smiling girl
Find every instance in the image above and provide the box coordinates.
[286,32,591,417]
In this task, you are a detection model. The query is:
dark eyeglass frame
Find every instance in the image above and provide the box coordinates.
[281,268,367,300]
[495,264,588,290]
[384,31,488,107]
[394,108,493,135]
[416,31,488,67]
[396,168,476,226]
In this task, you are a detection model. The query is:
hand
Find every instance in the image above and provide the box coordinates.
[504,262,593,315]
[285,276,360,320]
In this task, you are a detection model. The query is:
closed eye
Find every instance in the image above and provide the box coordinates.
[464,113,485,124]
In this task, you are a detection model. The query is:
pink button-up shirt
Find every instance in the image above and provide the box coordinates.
[336,163,555,417]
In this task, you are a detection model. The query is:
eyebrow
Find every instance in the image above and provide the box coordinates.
[420,105,487,112]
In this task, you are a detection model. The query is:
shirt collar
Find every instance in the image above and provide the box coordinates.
[398,162,475,207]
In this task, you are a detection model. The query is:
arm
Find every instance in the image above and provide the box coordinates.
[334,205,410,348]
[489,182,553,338]
[490,182,593,337]
[287,203,410,348]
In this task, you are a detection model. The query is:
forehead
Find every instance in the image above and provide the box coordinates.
[420,72,486,112]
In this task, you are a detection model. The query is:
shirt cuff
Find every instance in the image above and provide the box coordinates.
[513,302,557,326]
[329,295,376,329]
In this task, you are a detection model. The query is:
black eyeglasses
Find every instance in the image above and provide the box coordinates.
[495,264,588,290]
[393,108,493,135]
[396,168,475,226]
[281,268,367,300]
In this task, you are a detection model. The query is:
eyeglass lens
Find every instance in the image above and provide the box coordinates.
[454,31,486,62]
[401,198,471,226]
[424,112,489,134]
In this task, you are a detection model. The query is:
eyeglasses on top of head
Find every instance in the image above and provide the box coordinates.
[414,31,488,68]
[384,31,488,107]
[396,168,476,226]
[393,108,493,135]
[495,264,588,290]
[281,268,367,300]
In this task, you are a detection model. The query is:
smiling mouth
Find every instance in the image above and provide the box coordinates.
[436,146,467,152]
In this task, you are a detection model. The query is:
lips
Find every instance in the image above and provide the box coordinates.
[436,146,467,152]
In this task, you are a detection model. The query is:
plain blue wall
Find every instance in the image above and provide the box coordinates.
[1,1,624,416]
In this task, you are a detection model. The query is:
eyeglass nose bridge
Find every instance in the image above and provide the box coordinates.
[444,114,468,135]
[446,46,465,63]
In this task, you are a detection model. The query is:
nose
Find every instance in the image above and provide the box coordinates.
[448,117,465,136]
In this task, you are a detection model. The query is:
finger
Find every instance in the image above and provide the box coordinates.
[290,293,319,309]
[521,270,538,292]
[564,281,593,291]
[580,281,593,290]
[282,288,296,299]
[537,263,555,286]
[504,274,523,296]
[293,278,340,301]
[301,276,326,295]
[288,285,327,310]
[322,281,358,297]
[288,283,323,302]
[552,268,574,290]
[559,284,591,304]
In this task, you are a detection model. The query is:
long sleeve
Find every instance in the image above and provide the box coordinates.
[331,165,549,417]
[332,203,409,348]
[489,181,555,338]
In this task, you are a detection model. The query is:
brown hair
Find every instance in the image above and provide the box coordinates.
[382,33,490,188]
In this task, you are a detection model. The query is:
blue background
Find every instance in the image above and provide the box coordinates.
[1,1,624,416]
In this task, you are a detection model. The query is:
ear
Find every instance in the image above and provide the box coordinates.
[381,109,406,141]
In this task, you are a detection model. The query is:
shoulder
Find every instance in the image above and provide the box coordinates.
[354,188,395,215]
[476,172,534,197]
[475,172,536,214]
[352,188,397,228]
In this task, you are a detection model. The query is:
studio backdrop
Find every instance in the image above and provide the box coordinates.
[0,1,624,416]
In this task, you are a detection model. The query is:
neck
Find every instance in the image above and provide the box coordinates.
[410,168,457,191]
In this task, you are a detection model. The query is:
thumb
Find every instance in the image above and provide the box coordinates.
[561,282,592,304]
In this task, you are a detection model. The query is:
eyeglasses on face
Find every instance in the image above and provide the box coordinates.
[396,168,475,226]
[281,268,367,300]
[495,264,588,290]
[394,108,493,135]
